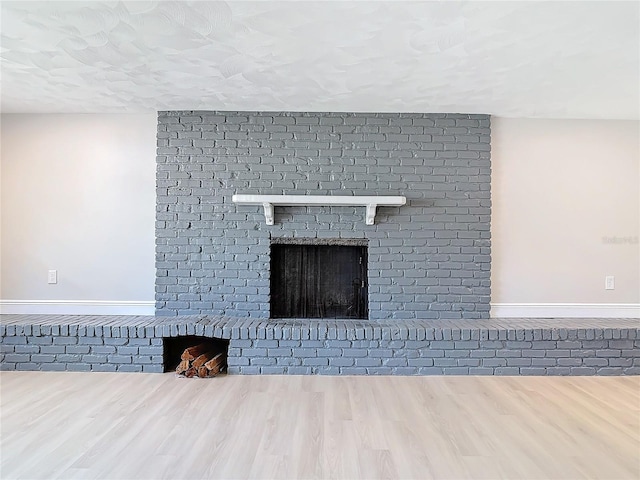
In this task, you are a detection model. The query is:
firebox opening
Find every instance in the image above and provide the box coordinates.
[270,243,368,319]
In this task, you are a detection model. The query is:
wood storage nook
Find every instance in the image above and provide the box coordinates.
[176,344,227,378]
[163,336,229,376]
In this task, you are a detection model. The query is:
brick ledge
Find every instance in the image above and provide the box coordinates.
[1,314,638,341]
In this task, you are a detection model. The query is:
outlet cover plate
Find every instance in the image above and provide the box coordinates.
[605,276,615,290]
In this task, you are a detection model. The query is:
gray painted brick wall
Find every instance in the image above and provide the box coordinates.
[1,338,163,373]
[156,112,491,319]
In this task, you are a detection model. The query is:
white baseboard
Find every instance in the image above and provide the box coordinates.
[0,300,155,315]
[491,303,640,318]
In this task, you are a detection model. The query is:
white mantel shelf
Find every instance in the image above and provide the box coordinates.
[232,194,407,226]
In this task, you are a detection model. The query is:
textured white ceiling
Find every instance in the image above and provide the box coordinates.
[1,1,638,119]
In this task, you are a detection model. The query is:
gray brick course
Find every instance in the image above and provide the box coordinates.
[43,363,67,371]
[5,354,30,363]
[92,364,117,372]
[65,345,90,354]
[67,363,91,372]
[117,365,143,372]
[13,345,38,354]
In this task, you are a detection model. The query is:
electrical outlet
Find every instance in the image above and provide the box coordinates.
[605,275,615,290]
[48,270,57,284]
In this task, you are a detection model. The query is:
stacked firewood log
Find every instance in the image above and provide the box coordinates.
[175,343,227,378]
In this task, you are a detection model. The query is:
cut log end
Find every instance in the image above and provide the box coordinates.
[181,343,211,361]
[192,351,217,369]
[175,359,190,375]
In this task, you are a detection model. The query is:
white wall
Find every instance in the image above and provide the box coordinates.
[491,118,639,317]
[0,114,156,314]
[2,114,638,317]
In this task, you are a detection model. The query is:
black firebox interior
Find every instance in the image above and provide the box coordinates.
[270,244,368,319]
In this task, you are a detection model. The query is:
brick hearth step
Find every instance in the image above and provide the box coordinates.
[1,315,638,376]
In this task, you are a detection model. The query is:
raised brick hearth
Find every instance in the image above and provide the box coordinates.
[1,315,638,375]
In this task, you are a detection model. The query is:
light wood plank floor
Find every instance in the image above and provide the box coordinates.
[1,372,638,480]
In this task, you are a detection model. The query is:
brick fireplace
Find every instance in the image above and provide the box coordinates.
[155,111,492,319]
[2,113,638,376]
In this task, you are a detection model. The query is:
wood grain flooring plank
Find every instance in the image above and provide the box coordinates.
[1,372,638,480]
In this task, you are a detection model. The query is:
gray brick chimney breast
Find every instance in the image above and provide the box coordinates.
[156,112,491,319]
